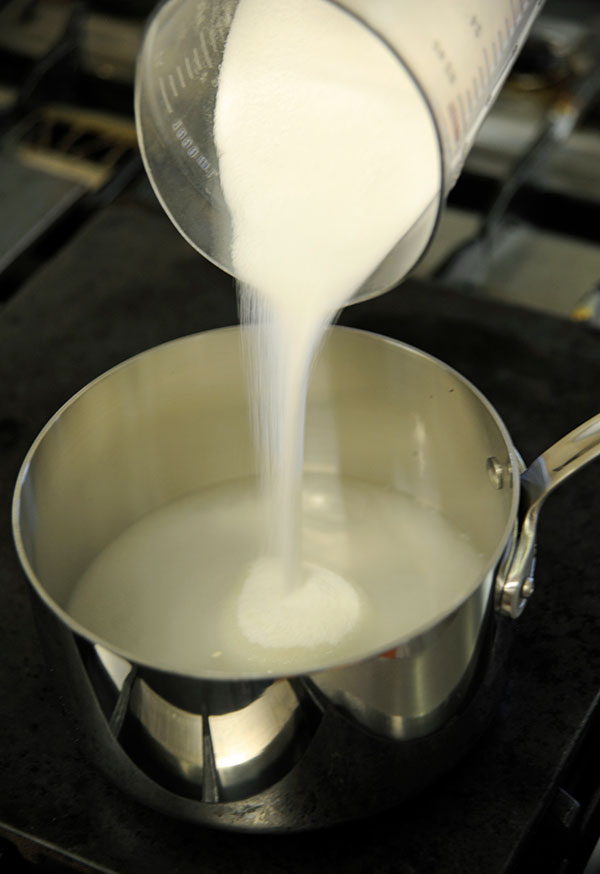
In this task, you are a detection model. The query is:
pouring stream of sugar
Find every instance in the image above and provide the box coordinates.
[214,0,440,649]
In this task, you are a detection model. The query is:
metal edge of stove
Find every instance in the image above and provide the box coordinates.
[504,687,600,874]
[0,825,117,874]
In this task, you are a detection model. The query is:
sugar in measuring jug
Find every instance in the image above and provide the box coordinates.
[135,0,545,299]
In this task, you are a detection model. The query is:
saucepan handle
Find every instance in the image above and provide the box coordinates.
[496,413,600,618]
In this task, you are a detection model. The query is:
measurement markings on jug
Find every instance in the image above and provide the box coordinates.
[177,65,187,89]
[469,15,482,38]
[511,0,521,26]
[483,46,491,79]
[158,76,173,114]
[432,40,456,86]
[199,32,213,67]
[457,93,467,132]
[168,73,178,98]
[448,101,460,145]
[208,27,219,55]
[172,120,217,177]
[466,86,473,115]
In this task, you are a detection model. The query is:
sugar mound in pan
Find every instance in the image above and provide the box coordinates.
[237,557,362,648]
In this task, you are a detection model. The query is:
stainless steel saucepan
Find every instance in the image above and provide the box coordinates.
[12,326,600,830]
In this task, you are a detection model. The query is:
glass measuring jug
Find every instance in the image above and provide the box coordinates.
[135,0,544,300]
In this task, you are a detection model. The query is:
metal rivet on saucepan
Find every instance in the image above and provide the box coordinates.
[486,456,504,489]
[521,577,535,600]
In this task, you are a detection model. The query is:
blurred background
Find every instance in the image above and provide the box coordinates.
[0,0,598,320]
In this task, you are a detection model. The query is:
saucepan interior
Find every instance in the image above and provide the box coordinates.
[12,325,519,679]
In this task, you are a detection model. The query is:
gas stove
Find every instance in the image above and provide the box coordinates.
[0,1,599,872]
[1,186,599,873]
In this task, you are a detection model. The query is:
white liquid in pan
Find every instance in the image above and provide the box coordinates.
[67,475,486,676]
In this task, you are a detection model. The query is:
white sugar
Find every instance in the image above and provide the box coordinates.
[237,557,362,648]
[214,0,440,649]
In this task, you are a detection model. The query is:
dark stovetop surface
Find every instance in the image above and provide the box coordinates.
[1,185,599,873]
